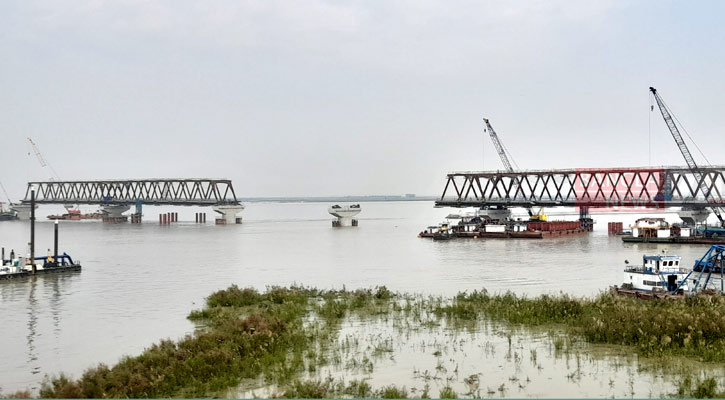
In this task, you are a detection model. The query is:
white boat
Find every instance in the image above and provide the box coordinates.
[621,253,690,293]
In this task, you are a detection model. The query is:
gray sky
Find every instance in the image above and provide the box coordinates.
[1,1,724,198]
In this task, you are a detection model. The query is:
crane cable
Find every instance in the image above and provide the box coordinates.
[0,180,12,204]
[649,92,653,166]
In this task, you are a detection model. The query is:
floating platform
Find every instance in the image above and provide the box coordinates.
[0,259,81,281]
[48,210,103,220]
[621,235,725,245]
[420,220,591,240]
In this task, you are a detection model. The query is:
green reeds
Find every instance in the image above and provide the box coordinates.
[436,289,725,361]
[34,284,725,398]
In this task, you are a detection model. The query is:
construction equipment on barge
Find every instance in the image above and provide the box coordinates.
[0,190,81,280]
[419,214,592,239]
[621,217,725,244]
[47,205,103,221]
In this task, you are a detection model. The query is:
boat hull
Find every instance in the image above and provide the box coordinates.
[0,264,81,280]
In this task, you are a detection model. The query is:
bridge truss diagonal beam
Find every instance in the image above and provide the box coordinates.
[436,167,725,209]
[23,179,241,206]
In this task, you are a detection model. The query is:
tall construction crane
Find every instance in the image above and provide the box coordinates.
[482,118,542,220]
[483,118,516,173]
[649,87,725,227]
[28,138,61,181]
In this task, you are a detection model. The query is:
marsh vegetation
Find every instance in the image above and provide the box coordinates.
[28,286,725,398]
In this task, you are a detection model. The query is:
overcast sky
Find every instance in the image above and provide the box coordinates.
[1,1,724,198]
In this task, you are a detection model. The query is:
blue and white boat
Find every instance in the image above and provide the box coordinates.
[621,252,689,294]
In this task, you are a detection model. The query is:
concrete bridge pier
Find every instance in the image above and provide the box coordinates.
[213,204,245,224]
[10,203,36,220]
[102,205,130,223]
[678,208,711,225]
[328,204,361,227]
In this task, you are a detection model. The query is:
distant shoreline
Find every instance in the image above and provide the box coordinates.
[238,196,438,203]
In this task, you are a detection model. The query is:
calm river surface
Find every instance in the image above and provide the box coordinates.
[0,201,718,393]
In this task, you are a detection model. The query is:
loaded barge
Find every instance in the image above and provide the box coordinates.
[420,213,593,240]
[1,190,81,280]
[47,206,103,221]
[621,218,725,245]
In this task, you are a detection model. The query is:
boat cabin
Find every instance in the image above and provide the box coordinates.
[630,218,670,238]
[622,254,688,293]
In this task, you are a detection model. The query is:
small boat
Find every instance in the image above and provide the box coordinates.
[614,245,725,298]
[619,252,689,294]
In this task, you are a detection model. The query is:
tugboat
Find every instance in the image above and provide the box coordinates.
[617,252,689,296]
[0,191,81,280]
[614,245,725,298]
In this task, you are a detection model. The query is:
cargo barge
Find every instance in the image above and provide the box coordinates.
[420,217,593,240]
[48,209,103,221]
[621,218,725,245]
[1,253,81,280]
[1,191,81,281]
[47,205,103,221]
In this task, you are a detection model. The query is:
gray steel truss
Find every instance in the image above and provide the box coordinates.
[436,167,725,209]
[23,179,240,206]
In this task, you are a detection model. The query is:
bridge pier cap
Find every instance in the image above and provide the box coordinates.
[213,204,245,224]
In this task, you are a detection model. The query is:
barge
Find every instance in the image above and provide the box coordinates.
[1,190,81,281]
[48,207,103,221]
[419,215,593,239]
[621,218,725,244]
[0,254,81,280]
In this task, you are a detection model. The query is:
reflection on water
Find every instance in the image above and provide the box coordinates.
[0,201,720,393]
[27,277,39,378]
[233,309,721,399]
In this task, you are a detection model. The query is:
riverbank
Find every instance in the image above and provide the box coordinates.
[13,286,725,398]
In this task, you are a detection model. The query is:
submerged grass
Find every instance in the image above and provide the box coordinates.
[37,285,395,398]
[32,284,725,398]
[436,289,725,361]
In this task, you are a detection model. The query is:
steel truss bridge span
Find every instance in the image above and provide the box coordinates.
[23,179,240,206]
[436,166,725,209]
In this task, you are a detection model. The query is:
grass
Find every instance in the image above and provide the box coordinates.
[674,376,724,398]
[435,289,725,361]
[28,284,725,398]
[39,286,316,398]
[36,285,396,398]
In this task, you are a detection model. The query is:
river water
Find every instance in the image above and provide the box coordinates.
[0,201,719,394]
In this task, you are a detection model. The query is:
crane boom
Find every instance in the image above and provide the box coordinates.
[483,118,514,172]
[27,137,61,181]
[28,138,47,167]
[649,87,724,225]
